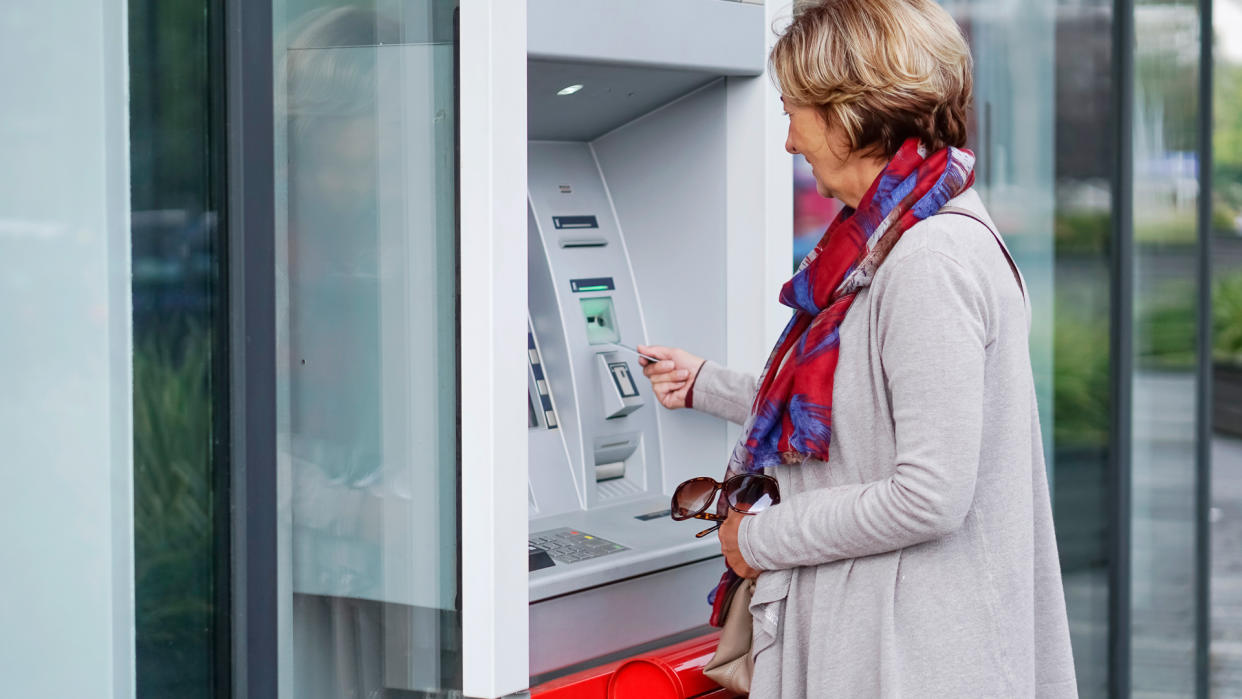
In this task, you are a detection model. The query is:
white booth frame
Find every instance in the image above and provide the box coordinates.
[458,1,532,696]
[457,1,791,696]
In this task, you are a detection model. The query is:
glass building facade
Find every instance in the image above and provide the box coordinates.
[793,3,1234,695]
[1,0,1238,697]
[1210,0,1242,695]
[274,2,461,695]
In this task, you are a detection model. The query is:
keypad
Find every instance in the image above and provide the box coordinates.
[529,527,628,564]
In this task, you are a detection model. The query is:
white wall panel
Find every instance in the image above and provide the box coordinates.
[0,1,134,696]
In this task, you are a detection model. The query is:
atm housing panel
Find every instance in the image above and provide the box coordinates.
[527,79,738,676]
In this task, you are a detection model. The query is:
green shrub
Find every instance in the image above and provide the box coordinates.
[133,321,218,697]
[1053,309,1111,449]
[1055,211,1110,256]
[1134,214,1197,247]
[1136,282,1197,370]
[1215,271,1242,364]
[1212,192,1239,234]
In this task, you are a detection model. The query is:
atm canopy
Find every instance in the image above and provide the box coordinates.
[527,0,767,141]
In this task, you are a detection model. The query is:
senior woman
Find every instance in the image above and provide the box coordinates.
[639,1,1077,696]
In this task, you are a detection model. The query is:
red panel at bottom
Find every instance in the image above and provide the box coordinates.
[530,632,744,699]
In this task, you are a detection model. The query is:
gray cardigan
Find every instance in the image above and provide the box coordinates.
[691,190,1077,698]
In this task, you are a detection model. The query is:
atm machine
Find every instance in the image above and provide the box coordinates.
[523,0,777,678]
[525,140,724,675]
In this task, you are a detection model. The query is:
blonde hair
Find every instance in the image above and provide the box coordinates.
[770,0,973,159]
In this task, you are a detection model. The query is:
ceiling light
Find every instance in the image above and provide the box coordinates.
[557,84,584,96]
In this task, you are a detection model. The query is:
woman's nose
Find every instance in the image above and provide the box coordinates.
[785,136,798,155]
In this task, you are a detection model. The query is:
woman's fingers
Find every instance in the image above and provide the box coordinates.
[642,359,678,378]
[637,344,668,359]
[636,345,669,367]
[653,380,686,394]
[649,369,690,384]
[653,381,686,405]
[635,344,696,410]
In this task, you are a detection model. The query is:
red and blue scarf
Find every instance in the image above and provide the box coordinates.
[709,138,975,624]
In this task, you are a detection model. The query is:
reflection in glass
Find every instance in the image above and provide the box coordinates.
[129,0,227,695]
[789,3,1129,691]
[1211,0,1242,693]
[1130,1,1202,695]
[275,3,460,696]
[789,4,1120,693]
[1050,4,1118,696]
[939,2,1056,475]
[792,154,844,268]
[945,2,1114,694]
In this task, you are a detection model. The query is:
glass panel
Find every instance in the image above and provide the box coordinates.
[939,1,1056,478]
[793,154,844,269]
[274,2,460,696]
[944,4,1117,695]
[953,3,1117,694]
[794,3,1121,693]
[1212,0,1242,694]
[1049,4,1118,696]
[128,0,229,695]
[1130,1,1203,694]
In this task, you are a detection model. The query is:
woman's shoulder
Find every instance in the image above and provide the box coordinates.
[869,190,1027,339]
[884,189,999,269]
[864,190,1010,320]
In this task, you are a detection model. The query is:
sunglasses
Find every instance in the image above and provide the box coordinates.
[670,473,781,538]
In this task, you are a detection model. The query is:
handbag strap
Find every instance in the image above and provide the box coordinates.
[937,205,1026,300]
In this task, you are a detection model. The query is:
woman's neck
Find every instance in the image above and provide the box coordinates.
[837,156,889,210]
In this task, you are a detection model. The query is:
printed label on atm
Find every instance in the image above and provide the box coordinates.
[609,362,639,398]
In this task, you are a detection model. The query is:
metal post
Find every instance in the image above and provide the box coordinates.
[225,0,278,694]
[1110,0,1135,695]
[1196,0,1215,696]
[207,0,234,695]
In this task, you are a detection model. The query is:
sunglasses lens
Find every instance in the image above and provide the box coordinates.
[672,479,717,519]
[725,475,780,514]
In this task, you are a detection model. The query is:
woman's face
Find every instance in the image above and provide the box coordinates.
[782,98,855,202]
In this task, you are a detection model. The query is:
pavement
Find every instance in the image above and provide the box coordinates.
[1213,433,1242,697]
[1060,374,1242,697]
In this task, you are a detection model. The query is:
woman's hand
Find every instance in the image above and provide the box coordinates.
[720,509,761,579]
[637,345,705,410]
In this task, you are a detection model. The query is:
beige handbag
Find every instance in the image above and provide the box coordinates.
[702,577,755,694]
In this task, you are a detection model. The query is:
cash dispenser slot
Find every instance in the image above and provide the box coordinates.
[592,432,639,481]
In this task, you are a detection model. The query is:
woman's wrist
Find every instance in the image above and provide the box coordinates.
[737,512,768,573]
[683,359,709,409]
